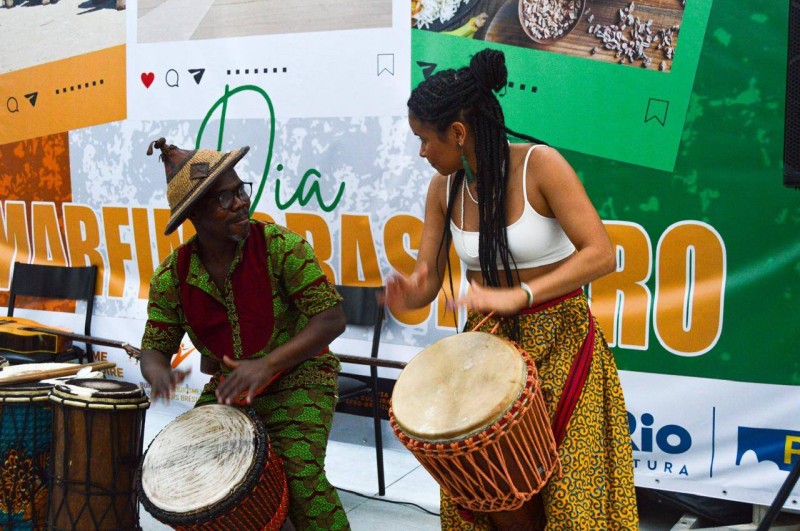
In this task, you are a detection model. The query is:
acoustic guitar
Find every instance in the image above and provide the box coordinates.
[0,316,141,360]
[0,316,73,354]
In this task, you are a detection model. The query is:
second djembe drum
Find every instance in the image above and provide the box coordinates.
[390,331,561,512]
[48,378,149,530]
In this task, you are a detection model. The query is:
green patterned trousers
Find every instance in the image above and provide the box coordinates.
[197,352,350,530]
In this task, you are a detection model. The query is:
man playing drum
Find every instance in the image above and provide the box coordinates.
[139,138,350,530]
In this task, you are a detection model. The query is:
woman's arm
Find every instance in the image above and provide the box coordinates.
[215,305,346,404]
[526,146,615,299]
[385,174,450,311]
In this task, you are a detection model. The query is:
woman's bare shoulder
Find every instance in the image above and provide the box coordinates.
[509,143,560,166]
[427,171,451,196]
[517,144,575,179]
[511,142,561,160]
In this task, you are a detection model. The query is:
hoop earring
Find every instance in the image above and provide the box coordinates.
[458,143,476,184]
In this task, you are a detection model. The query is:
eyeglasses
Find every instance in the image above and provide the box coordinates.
[208,182,252,210]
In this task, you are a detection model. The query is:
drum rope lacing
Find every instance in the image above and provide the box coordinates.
[470,311,502,334]
[390,349,561,511]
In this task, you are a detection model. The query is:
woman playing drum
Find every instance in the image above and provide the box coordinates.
[386,49,638,530]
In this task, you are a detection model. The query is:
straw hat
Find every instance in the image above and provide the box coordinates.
[147,138,250,235]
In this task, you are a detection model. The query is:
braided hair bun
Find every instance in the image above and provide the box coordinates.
[469,49,507,93]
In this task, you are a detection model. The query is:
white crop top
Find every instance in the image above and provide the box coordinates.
[449,145,576,271]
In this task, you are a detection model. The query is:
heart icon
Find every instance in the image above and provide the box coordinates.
[141,72,155,88]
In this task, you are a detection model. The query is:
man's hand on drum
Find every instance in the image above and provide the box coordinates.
[140,349,191,403]
[216,355,277,405]
[455,280,530,315]
[149,367,191,403]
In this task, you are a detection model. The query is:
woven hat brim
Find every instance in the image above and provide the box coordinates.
[164,146,250,235]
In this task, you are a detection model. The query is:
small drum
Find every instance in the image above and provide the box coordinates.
[0,381,54,529]
[138,404,289,530]
[390,331,561,512]
[48,378,150,530]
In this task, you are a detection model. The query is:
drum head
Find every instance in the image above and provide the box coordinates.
[56,378,143,399]
[141,405,258,514]
[392,332,527,441]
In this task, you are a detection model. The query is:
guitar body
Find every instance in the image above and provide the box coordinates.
[0,317,72,354]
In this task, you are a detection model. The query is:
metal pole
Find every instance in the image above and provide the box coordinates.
[756,457,800,530]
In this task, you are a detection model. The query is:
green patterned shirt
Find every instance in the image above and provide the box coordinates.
[141,220,342,373]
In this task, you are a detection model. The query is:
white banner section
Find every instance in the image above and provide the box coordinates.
[622,371,800,508]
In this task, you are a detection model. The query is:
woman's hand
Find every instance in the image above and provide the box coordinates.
[456,280,529,316]
[385,263,428,312]
[216,355,278,405]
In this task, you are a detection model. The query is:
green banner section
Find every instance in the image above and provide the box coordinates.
[413,1,798,386]
[412,0,713,171]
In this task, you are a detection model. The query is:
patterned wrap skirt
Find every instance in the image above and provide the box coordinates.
[439,292,638,530]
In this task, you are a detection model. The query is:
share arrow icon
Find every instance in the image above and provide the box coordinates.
[416,62,437,79]
[24,92,38,107]
[188,69,205,85]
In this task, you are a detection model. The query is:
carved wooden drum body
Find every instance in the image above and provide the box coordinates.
[390,332,561,512]
[48,378,150,530]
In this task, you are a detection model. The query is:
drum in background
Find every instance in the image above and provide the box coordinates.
[48,378,149,530]
[138,404,288,530]
[390,332,561,512]
[0,381,54,529]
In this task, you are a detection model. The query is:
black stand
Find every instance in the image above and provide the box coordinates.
[756,457,800,530]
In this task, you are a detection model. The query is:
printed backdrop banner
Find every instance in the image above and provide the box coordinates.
[0,0,798,508]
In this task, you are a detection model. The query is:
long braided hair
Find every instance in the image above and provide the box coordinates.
[408,49,546,336]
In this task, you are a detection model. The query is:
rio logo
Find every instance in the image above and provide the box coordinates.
[628,412,692,476]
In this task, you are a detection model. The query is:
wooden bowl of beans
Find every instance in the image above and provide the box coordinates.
[518,0,585,44]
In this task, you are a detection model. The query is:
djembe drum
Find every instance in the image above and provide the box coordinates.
[390,331,561,512]
[138,404,288,530]
[48,378,149,530]
[0,381,54,529]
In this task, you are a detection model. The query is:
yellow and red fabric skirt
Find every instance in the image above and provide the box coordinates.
[440,291,638,530]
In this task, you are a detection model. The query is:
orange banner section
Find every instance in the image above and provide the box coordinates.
[0,45,126,145]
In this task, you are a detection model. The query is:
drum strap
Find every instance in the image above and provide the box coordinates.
[551,309,595,446]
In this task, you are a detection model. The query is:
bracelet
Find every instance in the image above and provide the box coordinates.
[520,282,534,308]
